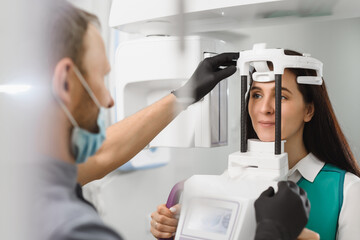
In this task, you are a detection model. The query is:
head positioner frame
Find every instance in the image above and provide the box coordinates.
[239,43,323,85]
[238,43,324,155]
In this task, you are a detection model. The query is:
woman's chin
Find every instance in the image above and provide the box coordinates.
[257,136,287,142]
[258,136,275,142]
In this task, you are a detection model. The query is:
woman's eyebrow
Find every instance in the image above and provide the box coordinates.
[279,87,292,94]
[250,85,293,94]
[250,86,262,91]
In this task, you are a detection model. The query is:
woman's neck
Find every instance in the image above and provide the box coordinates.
[284,132,309,169]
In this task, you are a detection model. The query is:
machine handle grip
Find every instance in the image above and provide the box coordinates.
[165,180,185,208]
[159,180,185,240]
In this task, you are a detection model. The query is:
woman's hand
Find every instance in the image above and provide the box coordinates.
[150,204,180,239]
[298,228,320,240]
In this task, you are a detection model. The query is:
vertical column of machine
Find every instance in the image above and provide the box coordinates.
[240,75,247,153]
[275,74,282,154]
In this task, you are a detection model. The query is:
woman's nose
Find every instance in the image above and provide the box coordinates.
[259,96,275,115]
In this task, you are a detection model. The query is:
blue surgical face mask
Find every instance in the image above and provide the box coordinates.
[70,107,106,164]
[56,66,107,164]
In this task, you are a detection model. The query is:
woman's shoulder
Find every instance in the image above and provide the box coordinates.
[344,172,360,193]
[338,172,360,240]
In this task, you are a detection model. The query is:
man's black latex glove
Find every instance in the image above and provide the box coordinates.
[254,181,310,240]
[172,52,239,105]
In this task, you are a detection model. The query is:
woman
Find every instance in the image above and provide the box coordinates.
[150,50,360,240]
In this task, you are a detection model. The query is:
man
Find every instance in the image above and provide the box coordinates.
[36,1,238,240]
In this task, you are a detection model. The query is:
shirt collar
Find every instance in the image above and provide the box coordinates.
[35,156,78,189]
[288,153,325,183]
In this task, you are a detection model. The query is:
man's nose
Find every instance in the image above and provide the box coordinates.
[100,90,114,108]
[106,95,114,108]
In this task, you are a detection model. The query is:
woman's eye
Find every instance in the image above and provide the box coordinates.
[281,95,287,100]
[252,93,262,99]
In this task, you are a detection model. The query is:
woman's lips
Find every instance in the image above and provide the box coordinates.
[258,121,275,127]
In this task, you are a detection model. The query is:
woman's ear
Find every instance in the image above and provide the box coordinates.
[304,102,315,122]
[52,58,74,105]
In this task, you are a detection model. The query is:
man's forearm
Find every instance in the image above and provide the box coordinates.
[77,93,183,185]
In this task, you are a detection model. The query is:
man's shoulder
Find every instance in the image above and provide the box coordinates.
[36,187,123,240]
[49,213,123,240]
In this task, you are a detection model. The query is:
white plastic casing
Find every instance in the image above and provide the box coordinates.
[109,0,360,35]
[175,175,277,240]
[227,139,288,181]
[175,139,289,240]
[238,43,323,85]
[114,36,229,147]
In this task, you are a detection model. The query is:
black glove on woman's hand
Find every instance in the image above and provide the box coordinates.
[172,52,239,105]
[254,181,310,240]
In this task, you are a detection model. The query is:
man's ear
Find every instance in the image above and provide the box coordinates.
[52,58,74,105]
[304,102,315,123]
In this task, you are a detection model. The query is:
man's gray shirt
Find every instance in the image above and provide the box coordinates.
[34,158,123,240]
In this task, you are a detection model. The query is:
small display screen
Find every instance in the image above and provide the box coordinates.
[185,205,232,235]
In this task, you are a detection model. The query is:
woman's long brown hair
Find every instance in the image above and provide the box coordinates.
[246,50,360,176]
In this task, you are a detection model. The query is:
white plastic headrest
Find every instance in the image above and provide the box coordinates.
[239,43,323,85]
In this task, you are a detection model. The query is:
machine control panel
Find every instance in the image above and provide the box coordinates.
[177,198,240,240]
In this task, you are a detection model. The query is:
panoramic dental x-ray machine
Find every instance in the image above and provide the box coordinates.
[161,43,323,240]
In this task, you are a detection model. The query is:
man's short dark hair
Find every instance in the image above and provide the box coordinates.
[48,1,100,75]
